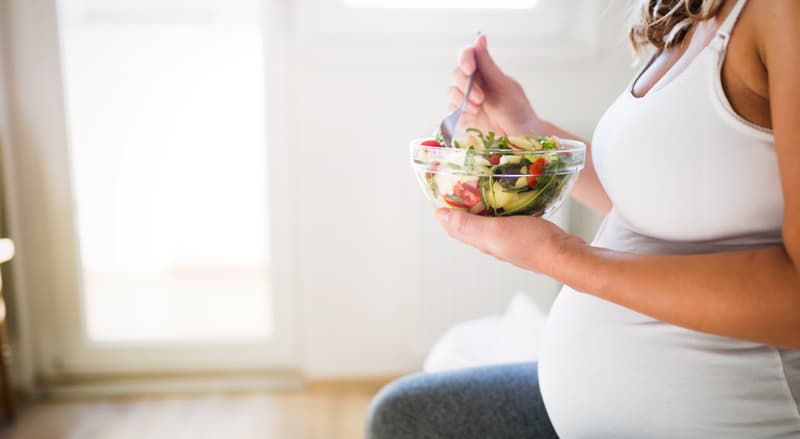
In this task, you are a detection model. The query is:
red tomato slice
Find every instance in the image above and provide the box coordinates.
[453,182,481,208]
[443,195,470,209]
[530,158,549,175]
[528,158,549,187]
[421,139,442,147]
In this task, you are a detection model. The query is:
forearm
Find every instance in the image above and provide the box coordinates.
[550,241,800,350]
[532,119,612,215]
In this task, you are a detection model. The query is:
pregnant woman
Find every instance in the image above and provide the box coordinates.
[366,0,800,437]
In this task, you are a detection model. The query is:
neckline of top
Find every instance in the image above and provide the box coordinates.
[627,0,747,101]
[629,21,724,101]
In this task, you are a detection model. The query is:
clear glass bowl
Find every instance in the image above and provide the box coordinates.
[410,138,586,217]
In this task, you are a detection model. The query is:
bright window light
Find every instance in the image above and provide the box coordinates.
[344,0,538,8]
[59,0,272,343]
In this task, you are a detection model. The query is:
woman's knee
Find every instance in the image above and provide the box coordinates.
[364,363,550,439]
[364,373,432,439]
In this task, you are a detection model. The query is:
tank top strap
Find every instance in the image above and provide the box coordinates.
[709,0,749,52]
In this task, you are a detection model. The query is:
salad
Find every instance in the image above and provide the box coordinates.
[412,128,585,217]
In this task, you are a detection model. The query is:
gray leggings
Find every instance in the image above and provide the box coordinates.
[364,362,558,439]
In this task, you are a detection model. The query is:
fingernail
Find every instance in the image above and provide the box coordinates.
[435,208,451,223]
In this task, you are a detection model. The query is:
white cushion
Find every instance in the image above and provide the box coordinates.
[423,292,547,372]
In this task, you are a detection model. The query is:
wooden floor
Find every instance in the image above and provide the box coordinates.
[0,383,387,439]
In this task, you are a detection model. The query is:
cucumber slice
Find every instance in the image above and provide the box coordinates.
[481,173,571,216]
[499,174,565,216]
[499,189,541,215]
[490,181,517,209]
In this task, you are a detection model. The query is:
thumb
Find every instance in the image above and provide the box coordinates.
[473,34,505,83]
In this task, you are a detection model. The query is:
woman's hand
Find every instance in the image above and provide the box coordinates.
[451,35,612,214]
[434,208,587,273]
[449,35,541,136]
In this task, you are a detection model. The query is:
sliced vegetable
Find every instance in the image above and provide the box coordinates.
[527,157,549,187]
[538,136,558,150]
[453,182,481,208]
[415,128,578,217]
[443,193,470,209]
[463,147,476,172]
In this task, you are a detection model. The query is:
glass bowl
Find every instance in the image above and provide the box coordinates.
[410,138,586,217]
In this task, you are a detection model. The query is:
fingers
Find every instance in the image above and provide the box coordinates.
[456,113,478,130]
[435,209,503,256]
[473,34,505,83]
[447,86,481,115]
[457,46,476,76]
[451,68,484,104]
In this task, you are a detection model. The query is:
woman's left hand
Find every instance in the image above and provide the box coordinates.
[434,208,587,274]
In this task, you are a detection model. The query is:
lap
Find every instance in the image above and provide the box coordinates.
[365,362,557,439]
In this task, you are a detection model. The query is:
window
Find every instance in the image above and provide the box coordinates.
[59,0,273,343]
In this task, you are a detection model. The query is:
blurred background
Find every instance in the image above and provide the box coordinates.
[0,0,631,437]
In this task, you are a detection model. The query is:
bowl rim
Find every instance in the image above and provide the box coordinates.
[409,137,586,155]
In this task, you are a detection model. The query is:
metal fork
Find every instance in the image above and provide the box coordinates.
[437,71,475,148]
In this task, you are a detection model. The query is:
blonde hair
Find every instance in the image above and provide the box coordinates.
[629,0,726,53]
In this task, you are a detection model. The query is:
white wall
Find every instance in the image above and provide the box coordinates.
[0,0,632,384]
[293,2,633,378]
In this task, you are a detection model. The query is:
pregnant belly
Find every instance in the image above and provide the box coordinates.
[538,288,800,439]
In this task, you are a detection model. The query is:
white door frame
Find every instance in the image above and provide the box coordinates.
[0,0,298,386]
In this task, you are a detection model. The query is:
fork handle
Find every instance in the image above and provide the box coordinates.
[457,73,475,113]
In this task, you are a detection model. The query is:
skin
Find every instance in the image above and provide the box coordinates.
[439,0,800,350]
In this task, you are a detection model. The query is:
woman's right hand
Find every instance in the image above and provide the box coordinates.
[449,35,541,136]
[451,35,612,215]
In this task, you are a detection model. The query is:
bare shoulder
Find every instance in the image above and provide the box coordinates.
[745,0,800,66]
[722,0,800,108]
[746,0,800,26]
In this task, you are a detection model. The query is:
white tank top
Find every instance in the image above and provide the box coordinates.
[539,0,800,437]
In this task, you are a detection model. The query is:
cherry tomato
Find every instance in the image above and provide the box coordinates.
[531,157,549,175]
[488,155,501,165]
[527,158,549,187]
[453,182,481,208]
[421,139,442,147]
